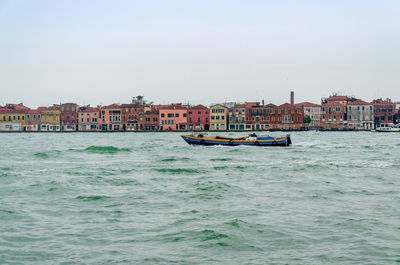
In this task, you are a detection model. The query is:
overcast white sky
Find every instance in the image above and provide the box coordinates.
[0,0,399,107]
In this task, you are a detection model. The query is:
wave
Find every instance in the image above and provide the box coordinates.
[84,146,131,154]
[155,168,204,174]
[33,150,62,159]
[75,195,110,201]
[160,157,191,162]
[210,158,232,161]
[213,166,228,170]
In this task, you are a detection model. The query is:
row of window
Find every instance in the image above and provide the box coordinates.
[348,106,373,111]
[1,116,25,121]
[161,113,187,118]
[211,115,225,120]
[188,111,208,115]
[81,118,98,123]
[61,106,76,111]
[211,109,225,113]
[80,112,98,116]
[188,117,208,122]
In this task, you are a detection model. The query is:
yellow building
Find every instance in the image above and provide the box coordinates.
[210,104,229,131]
[41,105,60,131]
[0,110,26,131]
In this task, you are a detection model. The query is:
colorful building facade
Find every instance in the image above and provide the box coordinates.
[187,105,209,131]
[41,105,60,131]
[100,104,122,131]
[210,104,229,131]
[159,104,188,131]
[78,106,100,131]
[60,103,79,131]
[372,98,395,125]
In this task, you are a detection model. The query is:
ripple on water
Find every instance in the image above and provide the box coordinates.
[154,168,205,175]
[84,146,131,154]
[210,158,232,161]
[75,195,110,201]
[159,157,191,162]
[33,151,61,159]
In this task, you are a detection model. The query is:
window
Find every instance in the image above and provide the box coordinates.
[175,113,179,118]
[183,113,186,117]
[161,113,165,118]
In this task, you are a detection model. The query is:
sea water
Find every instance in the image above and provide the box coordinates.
[0,132,399,264]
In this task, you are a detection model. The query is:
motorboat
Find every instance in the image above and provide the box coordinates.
[181,133,292,146]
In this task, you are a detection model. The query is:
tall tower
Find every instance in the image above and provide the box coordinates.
[290,91,294,105]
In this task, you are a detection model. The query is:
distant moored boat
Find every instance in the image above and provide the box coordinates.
[181,133,292,146]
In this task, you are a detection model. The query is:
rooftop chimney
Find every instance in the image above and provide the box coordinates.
[290,91,294,105]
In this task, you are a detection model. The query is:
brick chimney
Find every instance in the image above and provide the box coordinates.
[290,91,294,105]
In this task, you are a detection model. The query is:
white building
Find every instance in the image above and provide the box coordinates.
[295,102,322,127]
[347,99,374,130]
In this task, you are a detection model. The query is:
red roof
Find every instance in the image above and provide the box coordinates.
[102,104,121,109]
[26,107,46,114]
[278,103,295,108]
[158,103,187,110]
[0,109,27,114]
[326,95,349,101]
[233,102,259,108]
[189,104,209,110]
[79,107,99,112]
[4,104,30,111]
[295,102,320,107]
[348,99,372,105]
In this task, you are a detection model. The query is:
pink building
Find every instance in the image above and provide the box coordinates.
[78,106,100,131]
[158,104,188,131]
[187,105,209,131]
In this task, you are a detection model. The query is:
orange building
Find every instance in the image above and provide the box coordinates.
[78,106,100,131]
[158,104,188,131]
[100,104,122,131]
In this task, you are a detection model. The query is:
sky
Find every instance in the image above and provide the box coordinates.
[0,0,399,108]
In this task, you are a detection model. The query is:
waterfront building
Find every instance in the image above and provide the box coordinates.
[60,103,79,131]
[187,105,209,131]
[41,105,61,131]
[78,106,100,131]
[100,104,123,131]
[0,109,26,131]
[276,103,304,129]
[321,94,355,128]
[121,103,144,131]
[262,103,278,128]
[209,104,229,131]
[142,110,159,131]
[372,98,395,125]
[246,102,270,130]
[230,103,251,130]
[159,104,188,131]
[25,107,46,131]
[295,102,322,128]
[346,99,374,130]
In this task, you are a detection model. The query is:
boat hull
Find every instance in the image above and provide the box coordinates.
[181,135,291,146]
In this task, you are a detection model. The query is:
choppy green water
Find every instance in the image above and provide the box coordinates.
[1,132,399,264]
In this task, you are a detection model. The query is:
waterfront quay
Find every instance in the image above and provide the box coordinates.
[1,92,400,132]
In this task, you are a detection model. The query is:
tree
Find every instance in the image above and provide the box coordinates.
[303,115,312,123]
